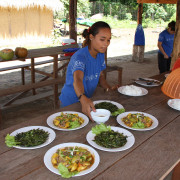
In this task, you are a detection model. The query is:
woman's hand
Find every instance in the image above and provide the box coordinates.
[164,54,169,59]
[80,95,96,121]
[105,84,120,92]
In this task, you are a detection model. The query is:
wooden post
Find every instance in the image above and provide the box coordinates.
[53,55,59,109]
[31,58,36,95]
[69,0,77,42]
[132,45,139,62]
[133,3,145,62]
[171,0,180,69]
[137,3,143,25]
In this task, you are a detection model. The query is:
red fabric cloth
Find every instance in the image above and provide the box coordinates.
[172,57,180,71]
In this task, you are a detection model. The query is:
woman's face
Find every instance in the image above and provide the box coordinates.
[90,28,111,54]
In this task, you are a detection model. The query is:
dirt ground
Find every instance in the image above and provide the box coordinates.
[0,28,161,130]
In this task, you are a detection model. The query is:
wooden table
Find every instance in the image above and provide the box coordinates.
[0,44,79,108]
[0,44,79,125]
[0,74,179,180]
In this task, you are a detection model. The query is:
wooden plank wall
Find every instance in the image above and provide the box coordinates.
[137,0,177,4]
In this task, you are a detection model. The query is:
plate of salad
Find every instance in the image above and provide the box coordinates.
[47,111,89,131]
[93,100,125,116]
[117,111,158,131]
[86,123,135,152]
[44,142,100,178]
[5,126,56,149]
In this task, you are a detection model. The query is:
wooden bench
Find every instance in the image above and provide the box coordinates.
[0,56,71,85]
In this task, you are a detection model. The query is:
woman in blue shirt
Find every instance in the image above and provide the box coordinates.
[157,21,176,74]
[60,21,118,120]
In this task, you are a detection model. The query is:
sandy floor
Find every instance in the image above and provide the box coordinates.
[0,28,161,130]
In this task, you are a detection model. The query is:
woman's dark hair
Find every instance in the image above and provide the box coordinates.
[82,21,111,47]
[168,21,176,31]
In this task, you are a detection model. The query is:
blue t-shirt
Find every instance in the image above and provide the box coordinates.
[59,46,106,107]
[158,29,174,57]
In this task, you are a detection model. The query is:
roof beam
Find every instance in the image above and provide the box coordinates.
[137,0,177,4]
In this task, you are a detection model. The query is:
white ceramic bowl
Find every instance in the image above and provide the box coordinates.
[91,109,111,124]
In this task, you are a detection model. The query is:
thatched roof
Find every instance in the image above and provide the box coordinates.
[0,0,64,11]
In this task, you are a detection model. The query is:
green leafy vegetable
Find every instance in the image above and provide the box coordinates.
[95,102,125,116]
[111,108,125,116]
[5,129,49,147]
[94,131,127,148]
[5,134,20,147]
[58,163,79,178]
[92,123,111,135]
[132,121,145,129]
[70,120,80,129]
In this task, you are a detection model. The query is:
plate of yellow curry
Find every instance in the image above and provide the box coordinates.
[47,111,89,131]
[44,143,100,178]
[117,111,158,131]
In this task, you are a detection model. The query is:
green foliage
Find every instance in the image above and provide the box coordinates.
[93,16,137,28]
[51,28,62,46]
[170,13,176,22]
[143,3,176,22]
[77,0,91,17]
[125,13,132,20]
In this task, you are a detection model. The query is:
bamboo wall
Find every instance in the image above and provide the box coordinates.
[0,6,53,39]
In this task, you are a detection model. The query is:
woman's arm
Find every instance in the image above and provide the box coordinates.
[157,41,169,59]
[73,70,95,121]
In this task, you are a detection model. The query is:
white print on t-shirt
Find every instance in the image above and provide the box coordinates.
[72,60,85,72]
[85,73,99,81]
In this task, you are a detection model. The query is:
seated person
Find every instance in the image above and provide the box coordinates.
[59,21,118,120]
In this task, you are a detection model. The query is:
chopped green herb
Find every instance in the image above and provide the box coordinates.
[5,128,49,147]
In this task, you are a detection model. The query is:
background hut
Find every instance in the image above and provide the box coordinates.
[0,0,63,44]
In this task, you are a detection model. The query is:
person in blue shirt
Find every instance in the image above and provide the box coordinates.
[158,21,176,74]
[59,21,118,120]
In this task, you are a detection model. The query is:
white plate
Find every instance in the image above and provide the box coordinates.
[86,126,135,152]
[135,78,162,87]
[44,142,100,177]
[167,99,180,111]
[117,111,158,131]
[47,111,89,131]
[118,86,148,96]
[93,100,124,110]
[10,126,56,149]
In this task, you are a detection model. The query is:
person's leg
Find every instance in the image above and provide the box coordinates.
[166,57,171,71]
[158,52,167,74]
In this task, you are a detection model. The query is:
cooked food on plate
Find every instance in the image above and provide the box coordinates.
[94,102,125,116]
[51,146,94,178]
[5,128,49,147]
[122,113,153,129]
[92,123,127,148]
[53,112,84,129]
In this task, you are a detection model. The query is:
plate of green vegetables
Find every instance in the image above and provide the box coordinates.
[86,123,135,152]
[93,100,125,116]
[5,126,56,149]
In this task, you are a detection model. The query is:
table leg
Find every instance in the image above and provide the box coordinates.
[53,55,59,108]
[31,58,36,95]
[21,67,25,85]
